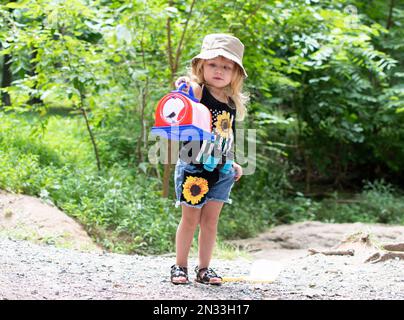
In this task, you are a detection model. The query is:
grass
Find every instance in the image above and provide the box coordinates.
[0,224,100,252]
[184,232,252,261]
[214,240,252,260]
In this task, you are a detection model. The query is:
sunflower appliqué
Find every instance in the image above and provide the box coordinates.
[214,111,232,139]
[182,176,209,205]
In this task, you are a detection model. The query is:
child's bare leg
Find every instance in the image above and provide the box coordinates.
[198,201,223,283]
[174,205,201,281]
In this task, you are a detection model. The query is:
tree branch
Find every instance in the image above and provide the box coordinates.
[308,248,355,256]
[173,0,197,73]
[166,1,174,75]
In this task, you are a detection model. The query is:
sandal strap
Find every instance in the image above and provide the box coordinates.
[196,267,222,281]
[171,265,188,279]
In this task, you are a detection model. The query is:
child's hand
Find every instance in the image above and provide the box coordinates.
[175,76,191,92]
[233,162,243,182]
[174,77,202,100]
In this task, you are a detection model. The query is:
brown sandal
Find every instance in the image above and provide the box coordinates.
[195,266,222,285]
[171,265,189,285]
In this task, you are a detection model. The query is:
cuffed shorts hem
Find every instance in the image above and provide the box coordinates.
[175,197,232,209]
[175,200,204,209]
[206,197,233,205]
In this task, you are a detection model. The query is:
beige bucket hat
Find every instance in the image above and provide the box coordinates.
[192,33,247,78]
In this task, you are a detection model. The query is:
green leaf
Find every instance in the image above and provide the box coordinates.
[5,2,24,9]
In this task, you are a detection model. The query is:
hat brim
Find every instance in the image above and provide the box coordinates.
[192,48,248,78]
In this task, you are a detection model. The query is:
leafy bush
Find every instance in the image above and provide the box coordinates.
[0,112,180,254]
[313,180,404,224]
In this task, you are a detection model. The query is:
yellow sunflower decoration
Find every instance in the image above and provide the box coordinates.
[182,176,209,205]
[214,111,232,139]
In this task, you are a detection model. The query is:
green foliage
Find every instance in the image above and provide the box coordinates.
[52,165,179,254]
[0,112,179,254]
[313,180,404,224]
[1,0,403,255]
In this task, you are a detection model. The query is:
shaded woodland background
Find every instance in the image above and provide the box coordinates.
[0,0,403,254]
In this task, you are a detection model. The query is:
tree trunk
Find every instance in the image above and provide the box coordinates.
[136,85,147,163]
[1,0,17,107]
[136,11,149,163]
[304,150,311,194]
[162,140,172,198]
[386,0,395,30]
[28,49,43,106]
[79,92,101,172]
[1,53,12,106]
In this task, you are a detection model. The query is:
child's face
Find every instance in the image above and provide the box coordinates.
[203,56,235,89]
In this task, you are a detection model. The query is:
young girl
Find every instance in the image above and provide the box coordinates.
[171,34,248,285]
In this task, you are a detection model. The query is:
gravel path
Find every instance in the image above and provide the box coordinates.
[1,236,403,300]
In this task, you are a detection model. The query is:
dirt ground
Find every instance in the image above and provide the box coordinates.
[1,189,403,300]
[227,220,404,262]
[0,190,101,252]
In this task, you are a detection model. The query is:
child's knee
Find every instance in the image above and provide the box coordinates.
[181,212,200,229]
[200,218,219,233]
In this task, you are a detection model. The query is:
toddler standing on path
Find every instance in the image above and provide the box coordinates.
[171,34,249,285]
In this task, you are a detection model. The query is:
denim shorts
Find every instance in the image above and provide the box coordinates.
[174,159,236,209]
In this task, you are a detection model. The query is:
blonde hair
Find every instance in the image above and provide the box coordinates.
[191,59,249,121]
